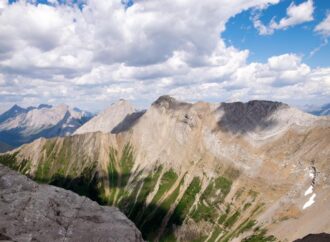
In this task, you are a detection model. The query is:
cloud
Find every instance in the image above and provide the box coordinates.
[308,13,330,58]
[0,0,329,113]
[309,38,328,58]
[0,0,7,9]
[225,54,312,90]
[315,13,330,37]
[253,0,314,35]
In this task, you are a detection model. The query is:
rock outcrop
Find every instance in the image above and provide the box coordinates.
[0,164,144,242]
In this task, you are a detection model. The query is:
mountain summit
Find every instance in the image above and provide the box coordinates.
[0,104,27,123]
[74,99,137,135]
[1,96,329,241]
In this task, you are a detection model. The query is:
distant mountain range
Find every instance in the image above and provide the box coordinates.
[2,96,329,241]
[0,104,93,148]
[308,103,330,116]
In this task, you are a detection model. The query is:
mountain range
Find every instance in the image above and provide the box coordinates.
[0,100,328,151]
[0,96,329,242]
[0,104,93,148]
[309,103,330,116]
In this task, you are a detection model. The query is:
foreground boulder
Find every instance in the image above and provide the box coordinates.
[0,164,143,242]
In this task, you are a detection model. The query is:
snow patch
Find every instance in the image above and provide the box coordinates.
[304,186,313,196]
[309,170,314,179]
[303,193,316,210]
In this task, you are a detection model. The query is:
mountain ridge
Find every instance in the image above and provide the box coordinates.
[73,99,138,135]
[0,104,92,147]
[1,96,329,241]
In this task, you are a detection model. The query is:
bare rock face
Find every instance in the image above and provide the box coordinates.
[293,233,330,242]
[152,95,192,110]
[217,100,287,133]
[0,164,144,242]
[216,100,320,138]
[74,99,137,135]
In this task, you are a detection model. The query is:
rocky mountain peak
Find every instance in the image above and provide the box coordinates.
[0,104,26,123]
[111,99,133,107]
[152,95,191,110]
[38,104,53,109]
[221,99,286,111]
[219,100,288,121]
[216,100,315,136]
[73,99,137,135]
[11,104,22,110]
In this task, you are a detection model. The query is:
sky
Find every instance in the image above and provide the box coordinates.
[0,0,329,113]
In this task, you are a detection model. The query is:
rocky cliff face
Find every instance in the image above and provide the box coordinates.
[0,164,143,242]
[1,96,330,242]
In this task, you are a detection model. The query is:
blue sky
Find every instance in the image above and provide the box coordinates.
[0,0,329,113]
[223,0,330,67]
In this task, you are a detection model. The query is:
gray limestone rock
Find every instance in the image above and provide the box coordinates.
[0,164,144,242]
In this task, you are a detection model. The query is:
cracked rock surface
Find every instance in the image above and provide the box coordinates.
[0,164,144,242]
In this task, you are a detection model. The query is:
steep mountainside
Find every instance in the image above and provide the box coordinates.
[0,104,92,147]
[0,164,143,242]
[2,96,330,242]
[74,99,142,135]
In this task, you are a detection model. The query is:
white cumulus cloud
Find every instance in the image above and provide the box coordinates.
[0,0,329,113]
[315,13,330,37]
[253,0,314,35]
